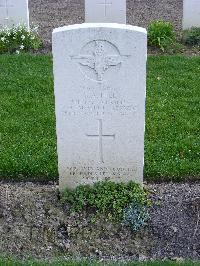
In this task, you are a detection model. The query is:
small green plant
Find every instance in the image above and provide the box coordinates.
[62,181,149,221]
[148,20,176,51]
[123,202,150,231]
[182,27,200,46]
[0,24,42,54]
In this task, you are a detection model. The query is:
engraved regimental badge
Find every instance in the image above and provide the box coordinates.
[72,40,129,82]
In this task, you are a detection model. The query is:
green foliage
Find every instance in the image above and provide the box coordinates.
[146,56,200,181]
[0,54,57,181]
[148,20,176,51]
[123,202,150,231]
[163,42,184,54]
[182,27,200,46]
[0,256,199,266]
[0,24,42,54]
[62,181,149,220]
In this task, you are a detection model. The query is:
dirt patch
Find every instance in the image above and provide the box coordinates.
[0,182,199,261]
[29,0,200,56]
[29,0,183,45]
[148,45,200,56]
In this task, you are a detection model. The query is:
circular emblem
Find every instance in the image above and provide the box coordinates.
[72,40,124,82]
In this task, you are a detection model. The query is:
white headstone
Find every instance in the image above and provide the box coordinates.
[0,0,29,28]
[183,0,200,29]
[85,0,126,24]
[53,24,147,190]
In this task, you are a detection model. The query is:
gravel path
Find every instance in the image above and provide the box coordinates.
[29,0,183,45]
[0,182,199,261]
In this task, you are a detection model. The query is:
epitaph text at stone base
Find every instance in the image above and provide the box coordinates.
[53,24,147,190]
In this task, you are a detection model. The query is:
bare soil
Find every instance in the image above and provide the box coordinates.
[29,1,200,56]
[0,182,199,261]
[29,0,183,45]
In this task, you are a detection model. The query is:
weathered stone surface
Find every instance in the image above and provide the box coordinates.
[85,0,126,24]
[183,0,200,29]
[53,24,147,190]
[0,0,29,28]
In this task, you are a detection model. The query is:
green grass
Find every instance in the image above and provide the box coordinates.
[0,256,199,266]
[0,54,199,182]
[145,56,200,181]
[0,54,57,181]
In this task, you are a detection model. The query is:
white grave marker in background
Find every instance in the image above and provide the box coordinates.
[0,0,29,28]
[53,24,147,190]
[85,0,126,24]
[183,0,200,29]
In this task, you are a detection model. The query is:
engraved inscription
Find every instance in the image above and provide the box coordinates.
[71,40,129,82]
[99,0,112,16]
[64,87,137,117]
[66,166,137,181]
[86,119,115,163]
[0,0,14,19]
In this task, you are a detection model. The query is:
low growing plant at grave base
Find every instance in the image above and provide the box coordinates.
[182,27,200,46]
[0,24,42,54]
[123,202,150,231]
[61,181,150,223]
[148,20,176,51]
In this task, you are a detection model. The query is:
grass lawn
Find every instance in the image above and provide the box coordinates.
[0,257,199,266]
[0,54,199,182]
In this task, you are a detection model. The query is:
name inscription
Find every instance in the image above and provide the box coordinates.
[63,85,137,117]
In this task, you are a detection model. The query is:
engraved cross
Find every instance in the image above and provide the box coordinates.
[86,119,115,163]
[99,0,112,17]
[0,0,14,19]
